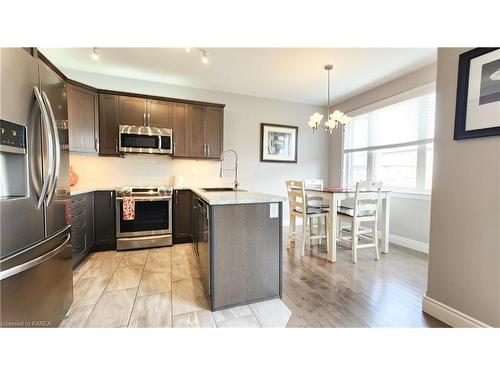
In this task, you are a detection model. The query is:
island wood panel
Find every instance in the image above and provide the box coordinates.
[211,203,282,310]
[246,202,281,301]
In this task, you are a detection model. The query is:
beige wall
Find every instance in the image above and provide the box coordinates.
[327,64,437,250]
[67,70,329,223]
[426,48,500,326]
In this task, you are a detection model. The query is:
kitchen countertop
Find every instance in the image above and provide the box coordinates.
[70,186,285,205]
[70,187,116,196]
[191,188,285,206]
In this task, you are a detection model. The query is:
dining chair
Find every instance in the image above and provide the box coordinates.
[303,179,329,245]
[286,180,329,256]
[303,179,329,209]
[337,181,383,263]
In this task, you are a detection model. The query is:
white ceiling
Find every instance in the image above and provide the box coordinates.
[40,48,436,106]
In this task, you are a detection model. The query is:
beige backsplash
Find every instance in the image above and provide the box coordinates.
[70,153,233,190]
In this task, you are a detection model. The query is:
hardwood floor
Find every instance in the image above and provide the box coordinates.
[283,230,447,327]
[63,234,447,328]
[61,244,291,328]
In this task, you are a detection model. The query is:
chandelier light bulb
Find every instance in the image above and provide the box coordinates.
[185,47,191,53]
[307,64,351,134]
[202,50,208,64]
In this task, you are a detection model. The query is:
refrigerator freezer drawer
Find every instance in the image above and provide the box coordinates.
[0,227,73,327]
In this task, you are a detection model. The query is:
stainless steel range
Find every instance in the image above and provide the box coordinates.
[115,186,172,250]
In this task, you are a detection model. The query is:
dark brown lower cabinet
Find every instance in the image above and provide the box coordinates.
[173,189,193,244]
[70,192,94,268]
[94,190,116,251]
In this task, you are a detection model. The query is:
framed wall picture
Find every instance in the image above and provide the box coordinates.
[454,47,500,140]
[260,123,298,163]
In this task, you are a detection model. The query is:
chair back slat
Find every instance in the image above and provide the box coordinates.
[354,181,382,218]
[286,180,306,212]
[303,178,325,205]
[303,179,324,190]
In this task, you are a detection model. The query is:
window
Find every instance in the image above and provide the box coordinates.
[343,91,435,193]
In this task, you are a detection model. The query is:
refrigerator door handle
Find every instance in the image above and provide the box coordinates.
[33,87,53,209]
[42,91,60,206]
[0,232,71,280]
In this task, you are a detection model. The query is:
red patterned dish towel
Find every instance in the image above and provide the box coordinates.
[122,196,135,221]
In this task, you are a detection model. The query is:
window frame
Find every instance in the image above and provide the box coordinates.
[342,84,436,194]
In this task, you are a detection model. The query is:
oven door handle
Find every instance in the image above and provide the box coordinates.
[116,196,171,201]
[158,135,162,152]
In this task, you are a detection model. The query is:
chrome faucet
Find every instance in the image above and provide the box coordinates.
[219,149,239,191]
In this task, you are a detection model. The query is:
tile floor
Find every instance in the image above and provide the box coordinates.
[60,243,291,328]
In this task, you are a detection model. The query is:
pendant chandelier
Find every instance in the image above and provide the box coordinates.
[308,64,351,134]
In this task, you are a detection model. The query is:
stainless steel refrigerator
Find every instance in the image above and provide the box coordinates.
[0,48,73,327]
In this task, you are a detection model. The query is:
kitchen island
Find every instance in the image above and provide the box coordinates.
[190,188,284,311]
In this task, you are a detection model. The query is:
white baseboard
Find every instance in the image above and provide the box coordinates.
[422,295,490,328]
[284,224,429,254]
[388,233,429,253]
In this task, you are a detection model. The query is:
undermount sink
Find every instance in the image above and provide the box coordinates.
[202,187,246,192]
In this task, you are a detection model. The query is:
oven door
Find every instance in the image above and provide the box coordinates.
[116,197,172,238]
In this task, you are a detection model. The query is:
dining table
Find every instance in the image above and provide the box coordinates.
[305,187,391,262]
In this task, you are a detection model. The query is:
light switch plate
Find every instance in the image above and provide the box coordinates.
[269,203,279,218]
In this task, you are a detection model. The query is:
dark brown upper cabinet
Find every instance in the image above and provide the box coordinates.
[188,104,206,158]
[186,104,224,159]
[172,102,189,157]
[119,96,147,127]
[119,96,175,128]
[67,84,99,153]
[147,99,172,128]
[98,94,120,156]
[206,106,223,158]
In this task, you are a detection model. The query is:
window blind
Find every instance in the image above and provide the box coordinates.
[344,92,436,152]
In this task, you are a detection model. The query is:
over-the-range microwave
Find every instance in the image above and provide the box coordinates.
[119,125,172,155]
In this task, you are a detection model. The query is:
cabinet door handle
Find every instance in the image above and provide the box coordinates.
[144,113,146,126]
[115,139,118,153]
[95,137,99,152]
[207,144,210,157]
[173,142,176,155]
[110,191,113,207]
[148,113,151,126]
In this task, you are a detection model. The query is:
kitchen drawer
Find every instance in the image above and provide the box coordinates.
[71,228,86,257]
[71,193,87,211]
[71,204,87,221]
[71,215,87,233]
